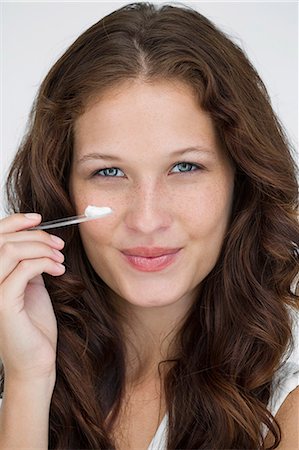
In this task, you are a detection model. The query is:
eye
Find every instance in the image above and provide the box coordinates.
[91,162,203,178]
[170,162,202,173]
[92,167,125,177]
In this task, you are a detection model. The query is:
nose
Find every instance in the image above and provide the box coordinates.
[124,180,172,234]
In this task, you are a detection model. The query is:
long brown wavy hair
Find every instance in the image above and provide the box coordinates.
[2,2,299,448]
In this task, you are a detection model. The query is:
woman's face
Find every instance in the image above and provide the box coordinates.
[69,80,235,310]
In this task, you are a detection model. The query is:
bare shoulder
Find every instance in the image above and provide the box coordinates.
[264,385,299,449]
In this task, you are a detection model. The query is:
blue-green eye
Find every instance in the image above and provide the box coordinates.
[94,167,124,177]
[171,162,200,173]
[92,162,202,178]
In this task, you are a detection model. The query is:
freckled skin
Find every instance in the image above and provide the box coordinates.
[69,79,235,311]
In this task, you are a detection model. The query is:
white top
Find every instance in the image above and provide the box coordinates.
[148,305,299,449]
[0,308,298,450]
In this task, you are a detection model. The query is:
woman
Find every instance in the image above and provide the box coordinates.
[0,2,298,449]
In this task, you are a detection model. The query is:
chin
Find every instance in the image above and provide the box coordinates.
[130,298,173,308]
[120,288,185,309]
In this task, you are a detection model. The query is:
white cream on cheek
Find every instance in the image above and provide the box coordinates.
[84,205,113,217]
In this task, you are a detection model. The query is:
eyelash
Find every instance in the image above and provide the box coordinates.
[91,162,204,178]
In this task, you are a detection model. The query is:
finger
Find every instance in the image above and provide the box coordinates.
[28,274,46,287]
[0,241,65,285]
[0,213,42,234]
[0,258,65,315]
[0,229,65,251]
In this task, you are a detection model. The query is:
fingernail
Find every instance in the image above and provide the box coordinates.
[52,249,64,260]
[50,235,65,245]
[24,213,41,220]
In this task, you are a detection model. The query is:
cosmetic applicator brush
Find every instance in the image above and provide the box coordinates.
[30,205,113,230]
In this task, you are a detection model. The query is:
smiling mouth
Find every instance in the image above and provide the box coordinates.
[121,249,181,272]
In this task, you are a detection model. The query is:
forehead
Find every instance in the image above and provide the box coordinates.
[73,79,223,160]
[82,78,200,114]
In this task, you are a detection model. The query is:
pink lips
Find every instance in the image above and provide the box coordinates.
[121,247,182,272]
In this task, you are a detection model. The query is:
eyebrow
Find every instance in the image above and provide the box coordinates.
[76,146,214,165]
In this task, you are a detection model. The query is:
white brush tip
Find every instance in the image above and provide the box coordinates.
[84,205,113,218]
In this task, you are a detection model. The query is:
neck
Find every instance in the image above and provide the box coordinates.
[111,289,197,386]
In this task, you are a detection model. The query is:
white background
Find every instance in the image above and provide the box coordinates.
[1,1,298,217]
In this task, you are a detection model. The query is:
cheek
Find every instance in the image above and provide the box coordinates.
[78,201,121,252]
[79,219,113,249]
[70,181,125,238]
[186,180,233,241]
[70,182,121,214]
[76,194,140,269]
